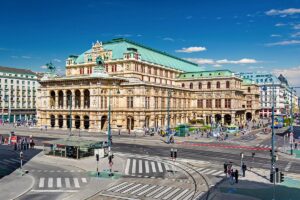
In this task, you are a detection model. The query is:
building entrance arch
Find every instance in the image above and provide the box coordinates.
[215,114,222,124]
[50,115,55,127]
[246,112,252,121]
[127,116,134,130]
[101,115,107,130]
[58,115,63,128]
[224,114,231,125]
[84,115,89,129]
[75,115,80,129]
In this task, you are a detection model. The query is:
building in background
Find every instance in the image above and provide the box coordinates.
[238,72,298,118]
[37,38,260,132]
[0,66,38,123]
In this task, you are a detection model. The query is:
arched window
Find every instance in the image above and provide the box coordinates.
[226,81,230,88]
[190,83,193,89]
[216,81,220,89]
[207,82,211,89]
[198,82,202,89]
[248,87,251,93]
[182,83,185,88]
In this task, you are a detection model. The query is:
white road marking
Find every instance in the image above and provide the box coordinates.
[107,182,128,192]
[73,178,80,188]
[146,186,164,197]
[199,169,210,173]
[3,159,15,164]
[130,184,149,194]
[182,192,194,200]
[137,185,156,196]
[114,183,135,192]
[81,178,87,183]
[145,161,150,173]
[205,169,217,175]
[153,187,172,198]
[57,178,62,188]
[285,161,292,171]
[194,192,204,199]
[10,158,19,162]
[172,189,189,200]
[212,171,223,176]
[164,164,170,171]
[139,160,143,173]
[151,162,157,173]
[48,178,53,188]
[122,184,142,194]
[39,177,45,188]
[196,167,204,171]
[37,170,42,172]
[97,193,140,200]
[157,162,163,172]
[162,188,180,200]
[65,178,71,188]
[125,159,130,175]
[132,159,136,174]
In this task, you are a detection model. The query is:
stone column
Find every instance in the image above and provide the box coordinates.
[63,90,67,109]
[71,90,75,109]
[80,89,84,109]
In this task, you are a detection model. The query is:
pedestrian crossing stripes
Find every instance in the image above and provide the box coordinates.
[106,182,197,200]
[255,144,282,150]
[124,158,172,176]
[0,158,21,166]
[28,169,83,173]
[36,177,88,189]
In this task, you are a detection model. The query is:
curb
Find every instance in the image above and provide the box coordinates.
[11,174,35,200]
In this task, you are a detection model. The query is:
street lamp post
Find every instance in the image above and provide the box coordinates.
[167,89,172,137]
[290,88,294,155]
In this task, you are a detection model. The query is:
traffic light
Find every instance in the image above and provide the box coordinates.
[174,150,177,159]
[275,168,279,183]
[170,149,174,158]
[96,154,99,161]
[280,172,284,183]
[270,172,274,183]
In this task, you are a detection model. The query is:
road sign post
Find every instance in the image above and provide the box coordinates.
[96,154,99,177]
[290,132,294,155]
[20,151,23,174]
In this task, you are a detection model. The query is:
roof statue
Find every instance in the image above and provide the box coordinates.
[91,56,109,77]
[41,62,58,80]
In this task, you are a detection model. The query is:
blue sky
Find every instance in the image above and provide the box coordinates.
[1,0,300,85]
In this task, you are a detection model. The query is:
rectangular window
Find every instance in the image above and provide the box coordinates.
[215,99,221,108]
[206,99,212,108]
[225,99,231,108]
[161,97,165,108]
[127,97,134,108]
[197,99,203,108]
[154,97,158,109]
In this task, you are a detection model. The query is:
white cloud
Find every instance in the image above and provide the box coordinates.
[275,23,286,27]
[21,56,31,59]
[265,40,300,46]
[53,58,61,62]
[186,58,214,64]
[294,24,300,29]
[291,32,300,37]
[163,37,174,42]
[273,66,300,86]
[40,65,47,69]
[186,58,258,65]
[266,8,300,16]
[271,34,281,37]
[216,58,258,64]
[176,46,207,53]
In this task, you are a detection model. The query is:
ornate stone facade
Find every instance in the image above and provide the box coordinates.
[37,39,260,132]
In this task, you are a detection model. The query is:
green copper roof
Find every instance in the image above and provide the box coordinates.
[178,70,234,79]
[74,38,199,72]
[242,78,254,85]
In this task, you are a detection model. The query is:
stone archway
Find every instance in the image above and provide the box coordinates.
[58,91,63,108]
[58,115,63,128]
[50,115,55,127]
[145,116,150,128]
[101,115,107,130]
[84,90,90,108]
[75,115,80,129]
[66,90,72,108]
[84,115,89,129]
[50,91,55,108]
[215,114,222,124]
[75,90,81,108]
[66,115,71,128]
[246,112,252,121]
[224,114,231,125]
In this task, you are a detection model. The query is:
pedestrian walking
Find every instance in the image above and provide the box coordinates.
[230,169,234,184]
[295,142,298,150]
[242,163,247,177]
[235,169,239,183]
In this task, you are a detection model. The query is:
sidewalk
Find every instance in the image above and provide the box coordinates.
[210,168,300,200]
[0,170,34,200]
